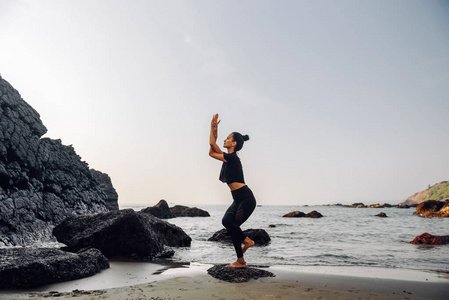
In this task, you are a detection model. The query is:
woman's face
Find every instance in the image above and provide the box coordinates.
[223,133,236,149]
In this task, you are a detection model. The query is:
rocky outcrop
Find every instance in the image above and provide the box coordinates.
[171,205,210,217]
[283,211,305,217]
[0,75,117,247]
[141,201,210,218]
[413,200,449,218]
[141,200,174,219]
[207,264,275,283]
[90,169,118,211]
[410,233,449,245]
[375,212,388,217]
[401,181,449,206]
[283,210,323,218]
[0,247,109,288]
[306,210,323,218]
[208,228,271,246]
[53,209,191,260]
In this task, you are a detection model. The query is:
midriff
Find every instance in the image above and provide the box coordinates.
[227,182,246,191]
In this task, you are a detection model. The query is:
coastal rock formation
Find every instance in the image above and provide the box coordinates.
[0,76,118,247]
[413,200,449,218]
[283,211,306,217]
[170,205,210,217]
[207,264,275,283]
[141,200,174,219]
[53,209,191,260]
[208,228,271,246]
[0,247,109,288]
[306,210,323,218]
[283,210,323,218]
[401,181,449,206]
[410,233,449,245]
[90,169,119,211]
[375,212,388,217]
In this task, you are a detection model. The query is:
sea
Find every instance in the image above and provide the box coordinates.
[124,204,449,273]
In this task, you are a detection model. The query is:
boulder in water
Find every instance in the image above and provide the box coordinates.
[141,199,174,219]
[282,211,306,217]
[410,233,449,245]
[414,200,449,218]
[375,212,388,217]
[305,210,323,218]
[170,205,210,217]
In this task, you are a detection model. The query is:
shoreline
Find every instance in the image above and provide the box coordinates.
[1,262,448,300]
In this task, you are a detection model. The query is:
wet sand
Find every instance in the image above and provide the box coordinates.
[1,262,448,300]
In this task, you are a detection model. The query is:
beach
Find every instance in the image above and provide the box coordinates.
[2,262,448,300]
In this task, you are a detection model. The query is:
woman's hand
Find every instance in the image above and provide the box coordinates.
[209,113,223,157]
[211,114,221,128]
[211,114,221,140]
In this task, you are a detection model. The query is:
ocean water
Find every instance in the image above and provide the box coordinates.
[123,205,449,273]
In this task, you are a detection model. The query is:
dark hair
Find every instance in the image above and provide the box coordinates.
[232,132,249,151]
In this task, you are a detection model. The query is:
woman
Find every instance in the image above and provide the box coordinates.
[209,113,256,269]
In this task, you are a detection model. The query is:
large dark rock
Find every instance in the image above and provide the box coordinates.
[0,247,109,289]
[410,232,449,245]
[170,205,210,217]
[282,211,306,217]
[305,210,323,218]
[283,210,323,218]
[207,264,275,283]
[90,169,119,211]
[141,200,174,219]
[414,200,449,218]
[0,76,118,247]
[53,209,191,260]
[208,228,271,246]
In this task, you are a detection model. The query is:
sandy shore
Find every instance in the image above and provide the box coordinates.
[1,262,448,300]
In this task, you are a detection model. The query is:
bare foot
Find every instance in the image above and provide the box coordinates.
[242,237,255,254]
[226,261,247,268]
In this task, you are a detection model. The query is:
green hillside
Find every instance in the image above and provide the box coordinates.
[401,181,449,205]
[426,181,449,201]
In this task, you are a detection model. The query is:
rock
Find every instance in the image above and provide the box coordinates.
[413,200,449,218]
[208,228,271,246]
[0,76,118,247]
[305,210,323,218]
[343,203,367,208]
[53,209,191,260]
[90,169,119,211]
[170,205,210,217]
[269,224,276,228]
[283,211,306,217]
[0,247,109,288]
[410,233,449,245]
[141,200,174,219]
[207,264,275,283]
[375,212,388,217]
[395,205,410,209]
[283,210,323,218]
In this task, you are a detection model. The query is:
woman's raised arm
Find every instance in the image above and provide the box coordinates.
[209,114,225,160]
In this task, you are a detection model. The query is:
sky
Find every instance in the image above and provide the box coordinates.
[0,0,448,207]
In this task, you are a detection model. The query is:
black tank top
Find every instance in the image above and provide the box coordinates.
[219,152,245,184]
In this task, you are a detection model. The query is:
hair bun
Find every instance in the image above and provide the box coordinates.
[242,135,250,141]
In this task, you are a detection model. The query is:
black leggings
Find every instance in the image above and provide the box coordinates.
[222,185,256,258]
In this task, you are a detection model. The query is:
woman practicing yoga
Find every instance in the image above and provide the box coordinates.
[209,113,256,269]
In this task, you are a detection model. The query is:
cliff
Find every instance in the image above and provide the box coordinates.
[401,181,449,206]
[0,75,118,246]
